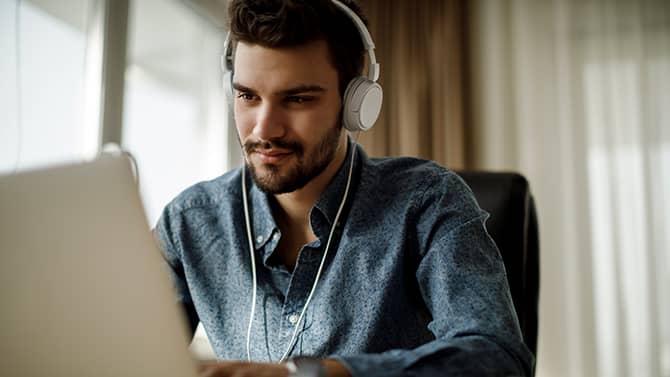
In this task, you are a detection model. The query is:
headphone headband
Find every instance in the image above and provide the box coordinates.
[222,0,379,82]
[329,0,379,81]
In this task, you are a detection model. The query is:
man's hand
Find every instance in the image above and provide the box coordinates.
[198,359,352,377]
[198,361,288,377]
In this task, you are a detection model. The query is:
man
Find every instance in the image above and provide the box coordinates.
[155,0,534,376]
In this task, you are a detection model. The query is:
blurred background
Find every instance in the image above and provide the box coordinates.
[1,0,668,376]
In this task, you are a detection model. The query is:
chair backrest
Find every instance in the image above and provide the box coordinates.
[457,172,539,355]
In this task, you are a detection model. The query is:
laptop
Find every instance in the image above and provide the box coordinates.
[0,156,199,377]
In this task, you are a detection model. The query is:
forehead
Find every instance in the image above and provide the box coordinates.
[233,40,338,93]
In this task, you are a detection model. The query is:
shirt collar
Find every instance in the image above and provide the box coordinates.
[246,137,364,252]
[312,138,362,227]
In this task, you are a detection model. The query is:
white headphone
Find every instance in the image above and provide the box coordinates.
[221,0,383,132]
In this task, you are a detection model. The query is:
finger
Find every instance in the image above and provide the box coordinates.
[198,361,250,377]
[198,361,218,372]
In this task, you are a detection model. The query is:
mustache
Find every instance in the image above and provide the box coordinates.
[243,138,304,155]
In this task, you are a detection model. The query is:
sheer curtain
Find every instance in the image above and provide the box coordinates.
[469,1,670,376]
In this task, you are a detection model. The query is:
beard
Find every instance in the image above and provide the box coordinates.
[243,124,342,194]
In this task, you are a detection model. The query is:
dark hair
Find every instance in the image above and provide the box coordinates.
[228,0,367,95]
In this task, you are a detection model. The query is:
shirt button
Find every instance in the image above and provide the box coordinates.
[256,235,263,244]
[288,314,299,324]
[272,233,280,242]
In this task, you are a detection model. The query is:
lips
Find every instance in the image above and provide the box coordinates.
[253,149,293,164]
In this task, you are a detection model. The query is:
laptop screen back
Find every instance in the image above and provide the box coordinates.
[0,156,198,377]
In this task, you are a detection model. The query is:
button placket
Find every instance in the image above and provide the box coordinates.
[278,246,318,352]
[288,313,299,325]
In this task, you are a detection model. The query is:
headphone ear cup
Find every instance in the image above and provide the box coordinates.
[223,71,233,107]
[342,76,383,132]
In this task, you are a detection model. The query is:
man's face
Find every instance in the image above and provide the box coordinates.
[232,40,344,194]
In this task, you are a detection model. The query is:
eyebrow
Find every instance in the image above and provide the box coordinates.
[232,83,326,96]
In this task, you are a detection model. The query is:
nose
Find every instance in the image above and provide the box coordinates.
[252,102,286,141]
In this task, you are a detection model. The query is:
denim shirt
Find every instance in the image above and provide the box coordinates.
[155,141,534,376]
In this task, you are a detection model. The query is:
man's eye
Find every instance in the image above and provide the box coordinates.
[237,93,256,101]
[285,96,313,104]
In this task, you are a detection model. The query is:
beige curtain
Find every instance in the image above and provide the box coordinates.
[469,1,670,376]
[358,0,469,169]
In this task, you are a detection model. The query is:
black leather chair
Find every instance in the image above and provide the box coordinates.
[457,172,539,356]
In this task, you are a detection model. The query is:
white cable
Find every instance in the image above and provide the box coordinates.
[100,143,140,187]
[13,0,23,174]
[242,166,259,362]
[242,134,360,363]
[277,134,359,362]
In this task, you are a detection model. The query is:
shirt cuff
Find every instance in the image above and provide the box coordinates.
[331,351,411,377]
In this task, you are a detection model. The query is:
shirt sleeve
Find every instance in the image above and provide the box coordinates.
[334,171,535,376]
[154,205,200,336]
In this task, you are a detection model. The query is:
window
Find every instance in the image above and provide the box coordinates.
[122,0,231,226]
[0,0,98,174]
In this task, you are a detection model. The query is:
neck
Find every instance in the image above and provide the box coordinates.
[274,133,349,232]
